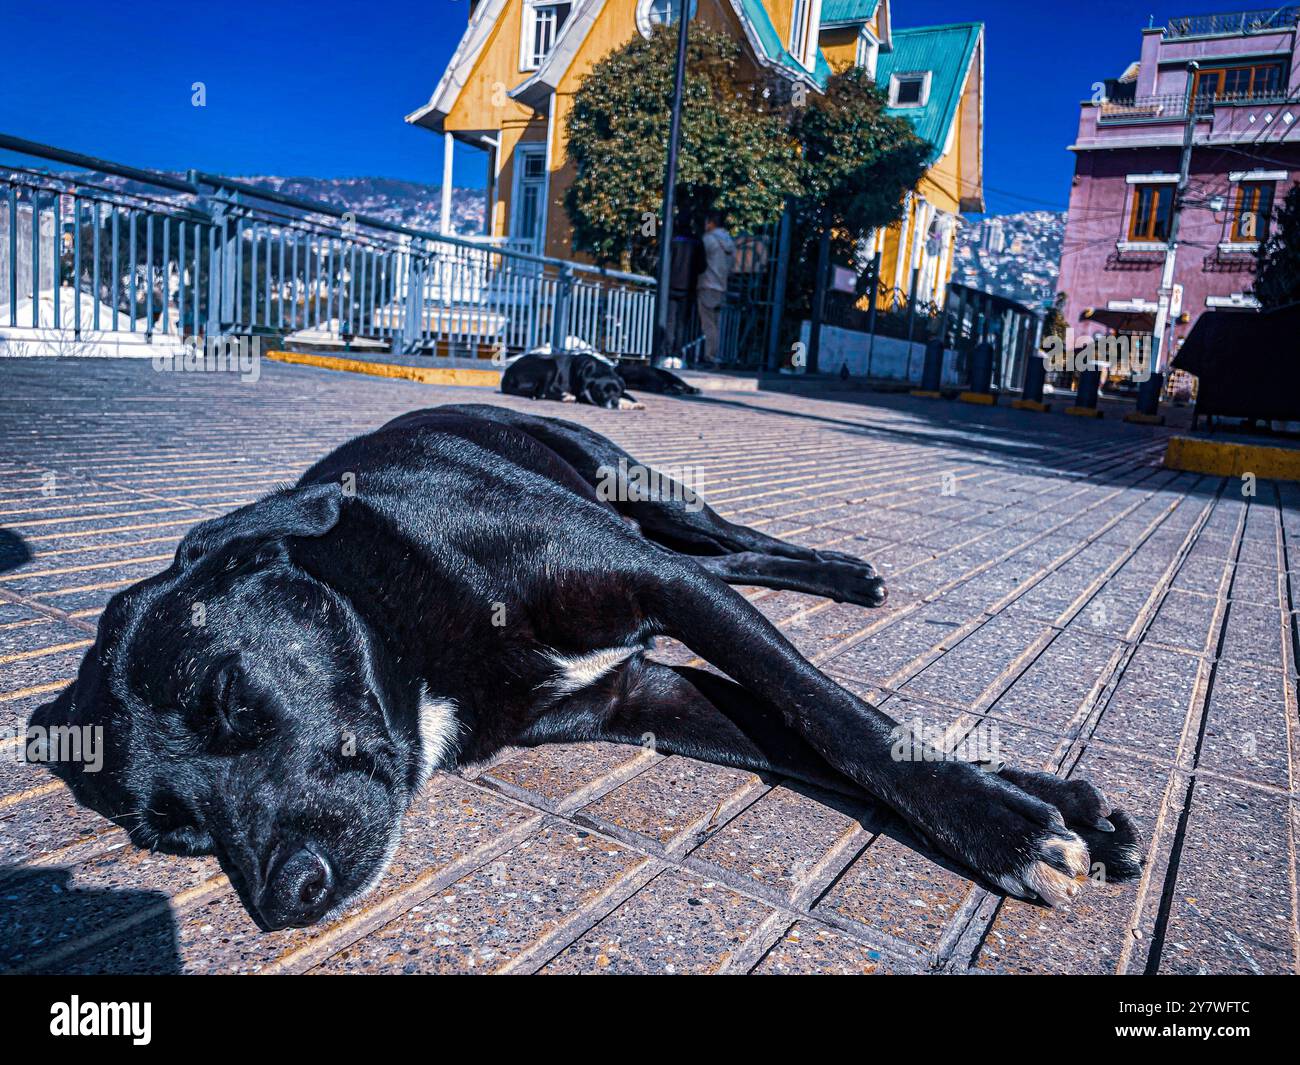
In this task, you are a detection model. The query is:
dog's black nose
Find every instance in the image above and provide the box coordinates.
[260,845,336,928]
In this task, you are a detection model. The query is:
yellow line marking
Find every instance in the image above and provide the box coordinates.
[0,679,69,702]
[266,349,502,387]
[0,781,62,809]
[958,391,996,406]
[32,576,138,598]
[0,640,93,666]
[0,554,172,582]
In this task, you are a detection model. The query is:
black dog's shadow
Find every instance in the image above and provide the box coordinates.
[768,774,1056,911]
[0,866,182,974]
[0,529,32,575]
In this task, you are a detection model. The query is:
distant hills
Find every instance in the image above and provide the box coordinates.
[951,210,1065,309]
[229,176,486,235]
[31,172,487,237]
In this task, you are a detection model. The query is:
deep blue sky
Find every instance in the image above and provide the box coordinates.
[0,1,1235,215]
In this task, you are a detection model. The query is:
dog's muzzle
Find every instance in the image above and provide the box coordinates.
[259,844,336,929]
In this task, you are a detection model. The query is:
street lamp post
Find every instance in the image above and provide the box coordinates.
[1139,59,1199,417]
[651,3,692,366]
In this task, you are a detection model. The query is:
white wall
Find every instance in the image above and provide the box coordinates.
[799,321,963,386]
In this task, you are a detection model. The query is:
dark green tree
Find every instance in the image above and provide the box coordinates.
[1252,183,1300,309]
[563,26,928,289]
[564,27,798,273]
[783,65,929,321]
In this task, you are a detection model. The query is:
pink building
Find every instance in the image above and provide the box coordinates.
[1058,8,1300,369]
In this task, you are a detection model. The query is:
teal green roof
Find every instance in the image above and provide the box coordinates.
[737,0,831,88]
[876,22,981,165]
[820,0,880,26]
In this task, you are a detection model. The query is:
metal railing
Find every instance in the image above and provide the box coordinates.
[0,134,655,359]
[1164,7,1300,39]
[1097,87,1293,122]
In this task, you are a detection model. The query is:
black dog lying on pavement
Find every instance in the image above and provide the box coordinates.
[30,405,1142,929]
[501,351,699,408]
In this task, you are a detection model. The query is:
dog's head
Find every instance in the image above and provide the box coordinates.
[574,356,625,409]
[28,483,435,929]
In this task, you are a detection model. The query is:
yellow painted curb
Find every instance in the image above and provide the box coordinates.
[910,389,943,399]
[266,350,502,388]
[1123,412,1165,426]
[1064,406,1104,419]
[1164,436,1300,481]
[1011,399,1051,413]
[958,391,996,406]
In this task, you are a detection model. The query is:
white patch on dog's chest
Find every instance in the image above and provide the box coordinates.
[417,687,461,785]
[542,646,640,697]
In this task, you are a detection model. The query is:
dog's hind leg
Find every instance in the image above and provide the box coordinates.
[430,405,878,573]
[694,551,886,607]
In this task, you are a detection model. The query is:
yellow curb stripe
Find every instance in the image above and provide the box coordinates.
[266,349,502,387]
[1064,406,1104,418]
[958,391,996,406]
[0,640,93,666]
[1164,436,1300,481]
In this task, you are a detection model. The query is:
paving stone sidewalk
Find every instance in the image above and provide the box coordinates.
[1,358,1296,975]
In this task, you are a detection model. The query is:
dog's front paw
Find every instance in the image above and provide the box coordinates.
[561,392,578,403]
[618,397,645,410]
[997,767,1145,882]
[992,824,1091,908]
[916,763,1093,908]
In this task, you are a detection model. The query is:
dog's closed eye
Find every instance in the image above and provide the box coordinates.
[202,659,275,751]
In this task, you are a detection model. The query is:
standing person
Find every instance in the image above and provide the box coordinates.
[697,209,735,368]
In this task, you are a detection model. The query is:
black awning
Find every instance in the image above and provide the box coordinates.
[1171,303,1300,420]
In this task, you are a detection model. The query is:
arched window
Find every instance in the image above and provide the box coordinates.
[636,0,696,38]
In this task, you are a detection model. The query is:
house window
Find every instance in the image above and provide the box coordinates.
[1232,181,1275,242]
[1128,183,1174,242]
[788,0,821,71]
[889,71,931,107]
[520,1,571,71]
[1191,62,1286,107]
[636,0,695,37]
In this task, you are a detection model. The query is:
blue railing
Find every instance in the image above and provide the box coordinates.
[0,134,655,359]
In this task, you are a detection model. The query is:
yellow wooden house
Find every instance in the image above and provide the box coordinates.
[407,0,983,307]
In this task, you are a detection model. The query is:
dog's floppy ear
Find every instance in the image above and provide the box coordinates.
[177,481,342,568]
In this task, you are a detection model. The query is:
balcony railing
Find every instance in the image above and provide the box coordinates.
[1164,7,1300,39]
[1098,87,1292,122]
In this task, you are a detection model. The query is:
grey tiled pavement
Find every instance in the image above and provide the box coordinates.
[1,357,1297,974]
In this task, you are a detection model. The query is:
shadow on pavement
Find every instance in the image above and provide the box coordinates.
[0,529,32,574]
[0,866,182,974]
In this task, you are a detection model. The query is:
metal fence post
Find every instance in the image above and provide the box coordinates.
[763,207,792,372]
[807,226,831,376]
[552,263,574,352]
[865,250,882,380]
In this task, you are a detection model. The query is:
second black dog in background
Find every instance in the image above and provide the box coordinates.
[501,350,699,409]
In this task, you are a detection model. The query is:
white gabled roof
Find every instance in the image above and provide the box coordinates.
[405,0,512,131]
